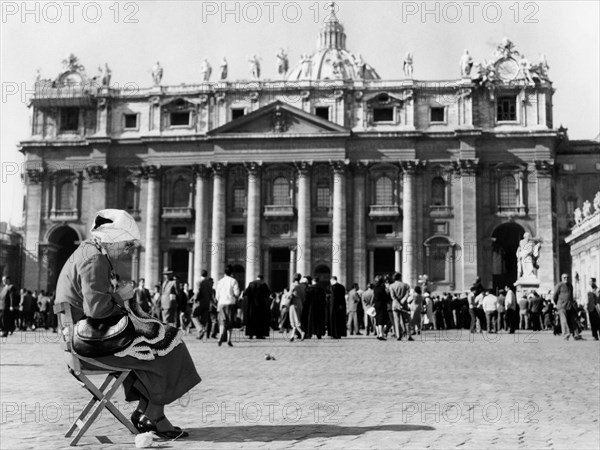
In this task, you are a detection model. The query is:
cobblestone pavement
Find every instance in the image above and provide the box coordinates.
[1,328,599,450]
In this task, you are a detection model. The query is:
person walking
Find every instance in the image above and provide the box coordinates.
[244,275,272,339]
[346,283,362,335]
[388,272,409,340]
[407,286,424,339]
[586,278,600,341]
[215,265,241,346]
[134,278,152,314]
[505,286,517,333]
[372,275,390,341]
[482,289,498,333]
[288,274,306,341]
[328,276,347,339]
[553,273,581,340]
[518,294,530,330]
[191,270,213,340]
[160,269,178,326]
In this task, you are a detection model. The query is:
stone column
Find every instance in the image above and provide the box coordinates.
[143,165,161,287]
[368,248,375,283]
[331,161,347,285]
[401,160,420,287]
[85,165,108,223]
[352,163,367,289]
[296,162,312,277]
[534,160,555,292]
[22,168,44,289]
[131,247,139,281]
[210,164,227,282]
[193,165,208,288]
[394,245,402,273]
[453,159,479,291]
[245,162,262,284]
[188,249,194,286]
[289,245,297,286]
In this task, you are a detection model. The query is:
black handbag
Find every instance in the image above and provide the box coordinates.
[71,241,136,357]
[72,310,135,357]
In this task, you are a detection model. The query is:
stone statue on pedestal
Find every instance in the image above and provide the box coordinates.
[582,200,592,218]
[574,207,583,225]
[276,49,288,76]
[248,55,261,79]
[516,232,541,279]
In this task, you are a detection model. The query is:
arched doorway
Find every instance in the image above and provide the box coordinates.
[491,223,525,290]
[48,226,79,291]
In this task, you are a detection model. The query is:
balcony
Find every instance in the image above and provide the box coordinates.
[429,205,454,218]
[369,205,401,220]
[496,205,527,217]
[50,209,78,221]
[264,205,295,220]
[162,207,194,220]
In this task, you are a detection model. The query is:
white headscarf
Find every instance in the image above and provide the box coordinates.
[90,209,140,243]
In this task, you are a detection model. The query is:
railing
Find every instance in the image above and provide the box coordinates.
[496,205,527,216]
[161,207,193,220]
[369,205,401,219]
[264,205,295,219]
[50,209,78,221]
[429,205,453,217]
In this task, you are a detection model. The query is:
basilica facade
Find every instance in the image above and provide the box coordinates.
[19,9,600,295]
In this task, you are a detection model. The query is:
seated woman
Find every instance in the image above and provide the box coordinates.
[56,209,201,439]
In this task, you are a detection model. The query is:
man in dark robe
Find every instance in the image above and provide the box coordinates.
[244,275,272,339]
[328,276,347,339]
[191,270,213,339]
[305,277,326,339]
[0,276,17,337]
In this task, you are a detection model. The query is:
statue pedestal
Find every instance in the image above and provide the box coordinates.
[514,276,540,300]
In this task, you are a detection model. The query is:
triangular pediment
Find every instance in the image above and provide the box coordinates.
[208,101,349,137]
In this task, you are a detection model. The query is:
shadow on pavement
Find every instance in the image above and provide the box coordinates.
[184,424,435,442]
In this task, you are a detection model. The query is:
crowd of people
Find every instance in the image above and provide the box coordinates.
[0,276,58,336]
[2,271,599,343]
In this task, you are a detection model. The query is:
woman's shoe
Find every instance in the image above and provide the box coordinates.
[137,415,188,439]
[131,409,145,432]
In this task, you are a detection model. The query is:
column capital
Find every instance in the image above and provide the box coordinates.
[400,159,426,174]
[330,159,349,173]
[294,161,312,175]
[450,158,479,176]
[25,168,45,184]
[534,159,555,178]
[141,164,161,179]
[85,165,109,183]
[210,162,227,176]
[352,160,370,175]
[192,164,210,178]
[244,161,263,175]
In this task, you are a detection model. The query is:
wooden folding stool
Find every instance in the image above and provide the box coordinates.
[53,302,137,446]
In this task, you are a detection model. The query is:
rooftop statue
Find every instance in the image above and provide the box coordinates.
[152,61,163,86]
[200,58,212,82]
[248,54,261,79]
[276,48,289,76]
[403,52,413,78]
[219,57,228,80]
[459,49,473,77]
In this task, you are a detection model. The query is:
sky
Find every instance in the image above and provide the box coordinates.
[1,0,599,226]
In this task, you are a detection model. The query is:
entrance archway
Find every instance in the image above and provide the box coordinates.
[491,222,525,290]
[48,226,79,290]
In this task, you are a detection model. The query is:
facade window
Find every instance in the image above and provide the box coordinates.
[497,97,517,121]
[231,224,245,235]
[59,108,79,132]
[375,224,393,235]
[272,177,290,205]
[498,175,517,207]
[429,238,450,282]
[231,108,245,120]
[316,180,331,209]
[315,224,330,235]
[430,107,445,123]
[373,107,394,122]
[124,182,136,210]
[124,114,138,129]
[375,176,393,205]
[170,112,190,126]
[171,178,189,206]
[233,186,246,210]
[431,177,446,206]
[315,107,330,120]
[170,226,187,236]
[58,181,74,210]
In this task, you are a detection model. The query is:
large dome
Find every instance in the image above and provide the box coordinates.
[286,3,380,82]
